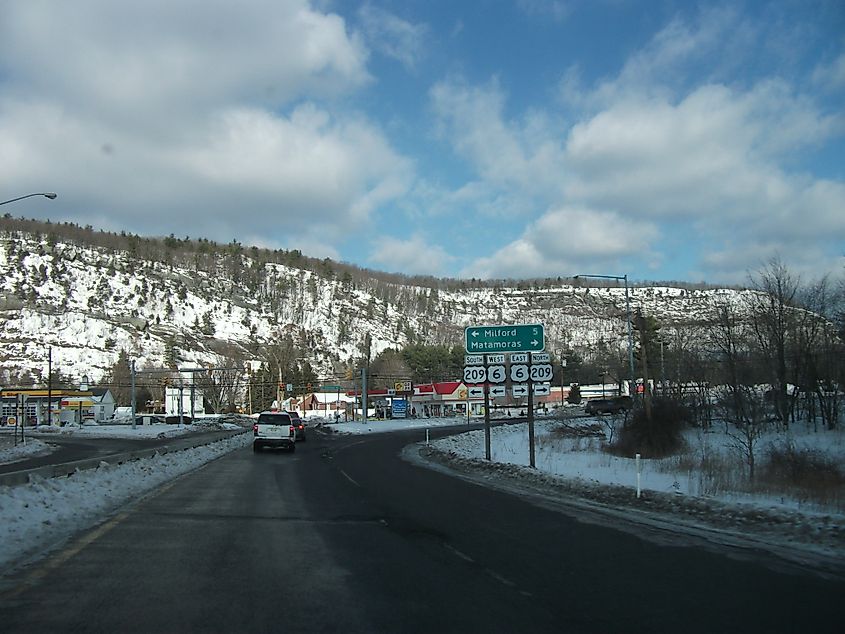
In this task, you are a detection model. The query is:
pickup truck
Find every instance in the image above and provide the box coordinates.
[253,411,296,453]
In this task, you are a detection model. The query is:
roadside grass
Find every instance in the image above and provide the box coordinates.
[540,420,845,514]
[437,417,845,514]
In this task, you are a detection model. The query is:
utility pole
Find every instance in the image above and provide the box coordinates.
[130,359,137,429]
[362,367,368,423]
[557,350,566,408]
[635,310,653,421]
[47,347,52,426]
[574,274,635,401]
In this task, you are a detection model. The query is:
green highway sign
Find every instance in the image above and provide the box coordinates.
[464,323,545,353]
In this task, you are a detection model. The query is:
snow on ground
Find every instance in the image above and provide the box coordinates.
[0,437,56,465]
[0,432,250,570]
[430,416,845,515]
[32,421,243,439]
[0,418,245,468]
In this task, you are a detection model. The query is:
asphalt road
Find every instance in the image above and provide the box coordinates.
[0,426,841,633]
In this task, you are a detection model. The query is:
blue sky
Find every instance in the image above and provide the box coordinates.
[1,0,843,284]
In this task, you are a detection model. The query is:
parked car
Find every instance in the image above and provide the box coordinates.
[287,411,306,441]
[585,396,633,415]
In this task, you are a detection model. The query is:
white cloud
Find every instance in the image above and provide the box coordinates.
[564,81,839,216]
[357,3,427,70]
[0,0,370,120]
[430,77,567,200]
[812,52,845,92]
[462,207,658,279]
[431,9,845,282]
[368,234,455,276]
[0,0,411,256]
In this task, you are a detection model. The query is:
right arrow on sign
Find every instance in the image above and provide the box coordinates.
[512,384,529,397]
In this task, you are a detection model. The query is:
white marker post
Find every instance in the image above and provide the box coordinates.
[636,453,642,499]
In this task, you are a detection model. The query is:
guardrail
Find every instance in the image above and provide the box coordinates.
[0,429,248,488]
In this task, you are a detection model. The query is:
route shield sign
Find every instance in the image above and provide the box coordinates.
[530,364,554,382]
[463,366,487,383]
[510,364,529,382]
[487,365,506,383]
[465,324,545,353]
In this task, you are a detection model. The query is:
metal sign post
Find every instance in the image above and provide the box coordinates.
[483,356,491,461]
[527,353,535,469]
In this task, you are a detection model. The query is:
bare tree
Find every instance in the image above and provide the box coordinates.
[709,303,757,431]
[747,257,799,427]
[369,349,412,388]
[198,363,247,414]
[724,386,767,480]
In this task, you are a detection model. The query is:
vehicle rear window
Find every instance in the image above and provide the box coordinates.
[258,413,292,425]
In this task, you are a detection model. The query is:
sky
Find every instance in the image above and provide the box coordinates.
[1,0,843,284]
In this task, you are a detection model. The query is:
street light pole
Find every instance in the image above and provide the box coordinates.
[556,349,566,409]
[0,192,57,206]
[574,273,636,399]
[623,274,635,398]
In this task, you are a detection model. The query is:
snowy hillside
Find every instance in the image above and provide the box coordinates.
[0,228,751,384]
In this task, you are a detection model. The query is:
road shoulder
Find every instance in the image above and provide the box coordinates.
[405,442,845,580]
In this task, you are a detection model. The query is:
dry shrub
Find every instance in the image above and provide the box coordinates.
[608,398,689,458]
[760,440,845,506]
[550,423,605,438]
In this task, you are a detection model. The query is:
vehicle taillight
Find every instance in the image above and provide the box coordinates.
[290,425,295,436]
[253,424,258,435]
[298,424,304,429]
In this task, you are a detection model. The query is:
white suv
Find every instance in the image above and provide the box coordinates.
[253,411,296,453]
